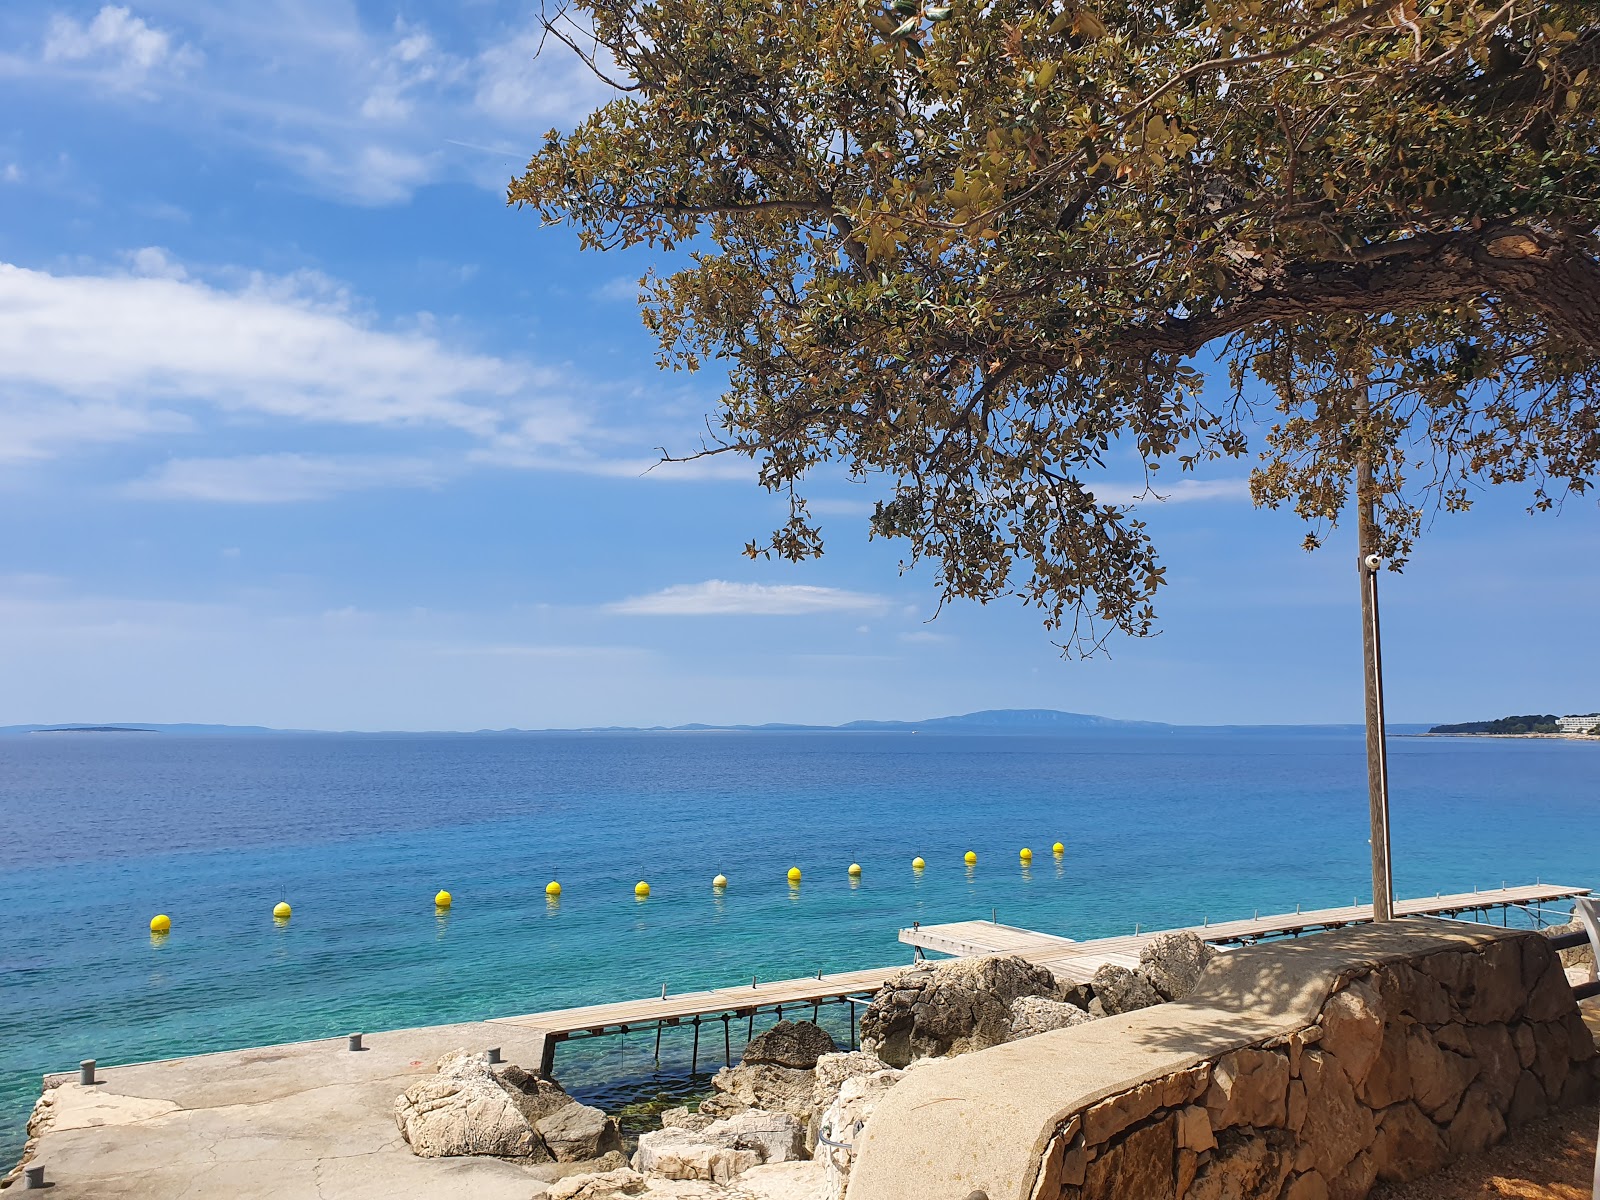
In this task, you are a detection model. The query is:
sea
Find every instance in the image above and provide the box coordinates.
[1,728,1596,1162]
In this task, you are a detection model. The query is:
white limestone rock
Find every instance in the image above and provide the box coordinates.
[1006,995,1096,1041]
[539,1101,623,1162]
[545,1166,648,1199]
[815,1069,904,1200]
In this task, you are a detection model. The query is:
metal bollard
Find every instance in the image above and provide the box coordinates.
[23,1164,45,1189]
[348,1033,364,1052]
[486,1047,501,1064]
[80,1059,96,1086]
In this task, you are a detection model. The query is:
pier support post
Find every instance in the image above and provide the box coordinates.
[722,1015,731,1065]
[690,1018,700,1074]
[1357,446,1395,922]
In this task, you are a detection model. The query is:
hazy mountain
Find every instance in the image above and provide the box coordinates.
[0,710,1433,736]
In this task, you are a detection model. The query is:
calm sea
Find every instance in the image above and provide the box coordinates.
[1,729,1596,1161]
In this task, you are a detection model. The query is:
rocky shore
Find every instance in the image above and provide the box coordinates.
[381,932,1218,1199]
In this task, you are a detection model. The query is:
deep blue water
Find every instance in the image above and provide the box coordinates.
[1,729,1596,1163]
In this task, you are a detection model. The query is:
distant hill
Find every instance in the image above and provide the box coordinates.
[0,710,1434,736]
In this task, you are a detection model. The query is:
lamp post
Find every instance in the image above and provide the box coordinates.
[1357,456,1395,922]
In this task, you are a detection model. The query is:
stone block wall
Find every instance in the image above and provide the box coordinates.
[1033,931,1595,1200]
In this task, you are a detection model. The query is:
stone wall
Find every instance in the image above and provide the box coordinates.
[845,922,1598,1200]
[1037,932,1594,1199]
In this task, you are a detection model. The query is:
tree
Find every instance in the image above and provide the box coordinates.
[512,0,1599,652]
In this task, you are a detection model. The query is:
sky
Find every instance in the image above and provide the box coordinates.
[1,1,1597,731]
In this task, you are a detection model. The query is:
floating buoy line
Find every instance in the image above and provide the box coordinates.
[145,841,1067,933]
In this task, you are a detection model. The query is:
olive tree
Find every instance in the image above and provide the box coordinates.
[512,0,1599,653]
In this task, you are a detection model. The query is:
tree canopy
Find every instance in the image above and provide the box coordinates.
[512,0,1600,651]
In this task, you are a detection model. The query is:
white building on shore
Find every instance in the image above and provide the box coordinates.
[1556,713,1600,734]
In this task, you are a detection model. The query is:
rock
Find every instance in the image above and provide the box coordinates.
[1544,920,1596,970]
[1204,1049,1290,1131]
[1296,1050,1374,1183]
[735,1160,829,1200]
[1355,1019,1413,1110]
[1187,1130,1293,1200]
[545,1166,647,1199]
[529,1151,633,1185]
[1083,1113,1177,1199]
[704,1110,806,1164]
[1465,1022,1520,1109]
[1007,995,1097,1041]
[633,1127,761,1183]
[817,1069,903,1200]
[1369,1101,1449,1183]
[1138,931,1216,1001]
[1445,1083,1506,1158]
[1090,964,1163,1015]
[1507,1069,1549,1125]
[742,1020,836,1069]
[633,1108,803,1184]
[859,955,1058,1067]
[1405,1025,1477,1122]
[1318,981,1384,1088]
[538,1102,622,1163]
[661,1107,715,1133]
[699,1063,815,1121]
[395,1051,548,1160]
[808,1053,891,1150]
[1087,997,1107,1019]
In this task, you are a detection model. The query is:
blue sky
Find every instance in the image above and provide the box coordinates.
[1,1,1596,730]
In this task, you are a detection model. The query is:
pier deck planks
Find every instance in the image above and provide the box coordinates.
[900,883,1590,984]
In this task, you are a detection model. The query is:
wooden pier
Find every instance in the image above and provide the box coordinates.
[900,883,1591,984]
[492,883,1586,1076]
[491,965,898,1076]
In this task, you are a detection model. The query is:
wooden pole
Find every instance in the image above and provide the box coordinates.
[1357,452,1395,922]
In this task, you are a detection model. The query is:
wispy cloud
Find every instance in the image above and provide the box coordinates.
[607,580,892,617]
[1089,478,1251,506]
[0,255,589,465]
[129,453,447,503]
[11,5,615,204]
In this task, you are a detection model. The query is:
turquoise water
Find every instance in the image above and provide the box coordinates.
[1,729,1596,1162]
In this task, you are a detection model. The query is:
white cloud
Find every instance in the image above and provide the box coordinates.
[1,163,20,183]
[129,453,447,503]
[608,580,892,617]
[41,5,198,88]
[898,630,951,644]
[13,6,616,204]
[0,257,547,445]
[1089,478,1251,506]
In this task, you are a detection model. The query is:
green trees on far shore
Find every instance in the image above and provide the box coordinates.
[1429,715,1561,735]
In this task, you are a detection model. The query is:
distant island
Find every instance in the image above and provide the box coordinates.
[1428,713,1600,737]
[0,709,1436,737]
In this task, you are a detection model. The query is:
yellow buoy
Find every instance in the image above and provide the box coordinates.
[434,890,452,908]
[787,866,802,883]
[713,874,728,889]
[634,881,650,897]
[1052,842,1065,855]
[1019,847,1033,862]
[149,913,171,934]
[848,863,862,876]
[273,901,292,920]
[545,881,561,897]
[911,856,926,870]
[964,851,977,865]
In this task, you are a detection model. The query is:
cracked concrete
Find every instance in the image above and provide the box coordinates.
[9,1021,553,1198]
